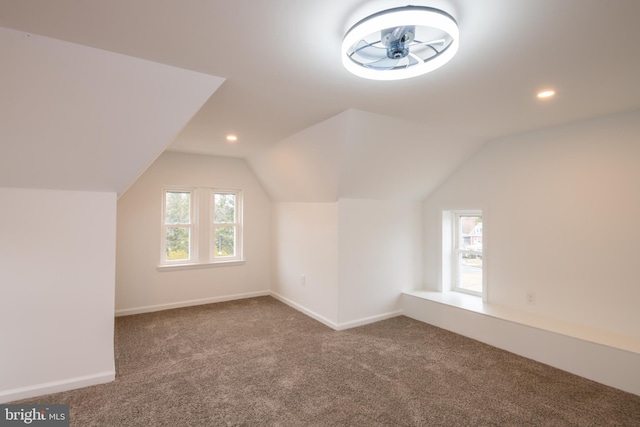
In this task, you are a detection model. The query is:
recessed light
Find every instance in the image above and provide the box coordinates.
[226,135,238,142]
[537,90,556,99]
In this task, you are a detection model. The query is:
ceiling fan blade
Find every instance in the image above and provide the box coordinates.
[410,38,446,47]
[363,55,401,70]
[351,40,386,63]
[407,53,422,66]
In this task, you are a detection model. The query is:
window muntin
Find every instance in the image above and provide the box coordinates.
[212,191,242,260]
[162,189,195,263]
[161,187,243,267]
[452,211,483,296]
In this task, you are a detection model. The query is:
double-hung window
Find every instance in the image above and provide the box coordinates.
[162,189,196,263]
[212,190,242,261]
[160,187,243,268]
[452,211,483,296]
[443,210,484,297]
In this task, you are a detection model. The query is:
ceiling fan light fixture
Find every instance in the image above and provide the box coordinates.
[341,6,459,81]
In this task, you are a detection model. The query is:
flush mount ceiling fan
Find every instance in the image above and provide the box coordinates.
[341,6,459,81]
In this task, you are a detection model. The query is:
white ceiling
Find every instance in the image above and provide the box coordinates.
[1,0,639,198]
[0,26,223,193]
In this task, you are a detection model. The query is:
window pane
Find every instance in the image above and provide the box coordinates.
[458,252,482,293]
[214,225,236,257]
[165,192,191,224]
[166,226,190,260]
[458,215,483,254]
[214,193,235,223]
[453,212,483,295]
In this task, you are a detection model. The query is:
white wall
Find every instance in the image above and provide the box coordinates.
[271,199,422,329]
[0,188,116,403]
[115,153,271,314]
[337,199,422,325]
[422,109,640,338]
[271,202,340,325]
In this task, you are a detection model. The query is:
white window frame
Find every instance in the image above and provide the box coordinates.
[161,188,197,265]
[158,187,245,270]
[442,209,485,299]
[211,189,243,262]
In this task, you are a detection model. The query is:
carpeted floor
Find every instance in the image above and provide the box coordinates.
[15,296,640,426]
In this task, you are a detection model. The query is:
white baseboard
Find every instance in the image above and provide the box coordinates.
[334,310,403,331]
[269,292,340,330]
[0,371,115,404]
[117,290,403,331]
[115,290,270,317]
[269,292,403,331]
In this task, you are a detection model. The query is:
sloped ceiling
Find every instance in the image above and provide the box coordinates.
[248,111,348,202]
[1,1,639,201]
[248,109,483,201]
[0,26,224,194]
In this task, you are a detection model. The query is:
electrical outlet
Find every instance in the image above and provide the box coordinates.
[526,292,536,305]
[301,274,306,286]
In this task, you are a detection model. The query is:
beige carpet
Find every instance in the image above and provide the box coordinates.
[15,296,640,426]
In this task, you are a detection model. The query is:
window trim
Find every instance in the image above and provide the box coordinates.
[156,259,245,272]
[211,189,243,262]
[160,187,197,266]
[158,186,245,270]
[442,209,486,300]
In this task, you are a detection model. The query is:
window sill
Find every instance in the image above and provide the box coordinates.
[403,290,640,354]
[157,260,245,272]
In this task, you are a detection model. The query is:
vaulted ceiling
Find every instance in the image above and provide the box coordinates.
[1,0,639,199]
